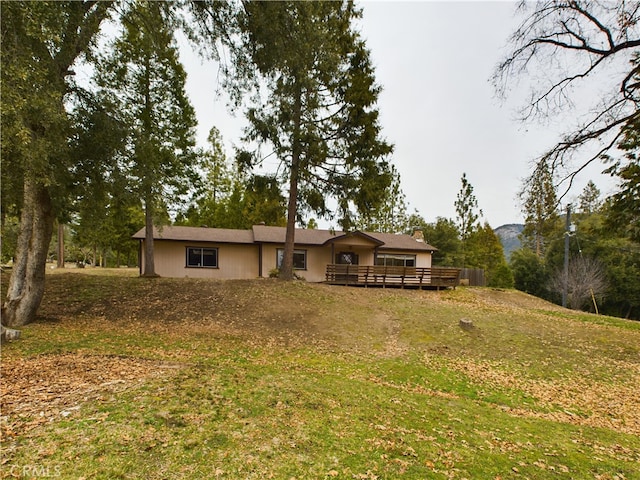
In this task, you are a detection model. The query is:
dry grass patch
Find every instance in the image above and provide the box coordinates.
[0,353,181,440]
[441,356,640,436]
[2,270,639,479]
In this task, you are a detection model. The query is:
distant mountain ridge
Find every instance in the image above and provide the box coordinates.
[494,224,524,260]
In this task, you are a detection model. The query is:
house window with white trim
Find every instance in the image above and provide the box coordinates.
[375,254,416,267]
[186,247,218,268]
[276,248,307,270]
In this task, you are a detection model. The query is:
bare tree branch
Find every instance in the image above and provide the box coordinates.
[494,0,640,208]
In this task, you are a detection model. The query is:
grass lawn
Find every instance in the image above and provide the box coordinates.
[1,268,639,479]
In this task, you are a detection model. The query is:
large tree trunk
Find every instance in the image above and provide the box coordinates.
[142,194,157,277]
[280,159,299,280]
[280,86,302,281]
[57,222,65,268]
[2,179,54,327]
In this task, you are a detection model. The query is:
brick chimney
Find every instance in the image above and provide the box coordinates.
[412,228,424,242]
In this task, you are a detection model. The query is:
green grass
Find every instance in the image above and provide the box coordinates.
[2,269,639,479]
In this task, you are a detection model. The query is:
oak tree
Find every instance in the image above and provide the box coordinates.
[1,1,113,328]
[494,0,640,198]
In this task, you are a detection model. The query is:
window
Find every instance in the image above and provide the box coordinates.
[186,247,218,268]
[276,248,307,270]
[336,252,358,265]
[375,254,416,267]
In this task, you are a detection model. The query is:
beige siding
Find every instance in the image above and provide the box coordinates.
[141,240,259,279]
[259,244,332,282]
[140,239,431,281]
[305,247,334,282]
[416,252,432,268]
[333,236,379,247]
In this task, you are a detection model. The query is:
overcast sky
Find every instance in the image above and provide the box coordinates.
[180,1,618,229]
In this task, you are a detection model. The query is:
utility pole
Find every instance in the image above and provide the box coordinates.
[562,204,571,308]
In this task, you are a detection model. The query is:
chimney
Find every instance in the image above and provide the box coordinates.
[412,228,424,242]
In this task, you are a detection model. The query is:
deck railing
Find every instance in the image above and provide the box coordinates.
[325,264,461,289]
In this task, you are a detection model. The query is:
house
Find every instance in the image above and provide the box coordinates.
[132,225,459,288]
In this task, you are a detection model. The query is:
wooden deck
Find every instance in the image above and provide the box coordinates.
[325,265,461,289]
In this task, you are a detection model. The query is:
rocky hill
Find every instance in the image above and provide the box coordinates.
[494,223,524,260]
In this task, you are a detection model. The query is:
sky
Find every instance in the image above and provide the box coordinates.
[179,1,619,229]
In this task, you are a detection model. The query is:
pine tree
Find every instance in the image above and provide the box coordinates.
[578,181,602,215]
[234,1,393,279]
[356,166,408,233]
[521,160,559,257]
[96,0,199,277]
[605,114,640,242]
[454,173,482,267]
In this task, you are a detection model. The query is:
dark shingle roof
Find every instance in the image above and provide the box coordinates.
[132,226,255,244]
[252,225,340,245]
[251,225,435,251]
[132,225,437,251]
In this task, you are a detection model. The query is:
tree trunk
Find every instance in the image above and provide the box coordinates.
[1,324,21,343]
[280,160,299,280]
[2,179,54,327]
[57,222,65,268]
[280,86,302,281]
[142,194,157,277]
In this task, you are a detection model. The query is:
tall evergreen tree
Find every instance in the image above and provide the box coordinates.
[605,115,640,242]
[356,165,408,233]
[520,160,559,257]
[454,173,482,267]
[466,222,513,288]
[578,180,602,215]
[234,1,393,280]
[177,127,286,229]
[96,0,199,277]
[68,91,134,267]
[454,173,481,241]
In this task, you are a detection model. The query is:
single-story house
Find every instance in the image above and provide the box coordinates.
[132,225,449,286]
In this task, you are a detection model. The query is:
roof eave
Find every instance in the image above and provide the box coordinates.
[322,230,385,247]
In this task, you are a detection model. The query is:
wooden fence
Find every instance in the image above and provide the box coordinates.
[459,268,486,287]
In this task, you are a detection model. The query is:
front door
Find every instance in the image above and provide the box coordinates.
[336,252,359,265]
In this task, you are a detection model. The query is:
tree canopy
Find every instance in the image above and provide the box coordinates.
[234,1,393,279]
